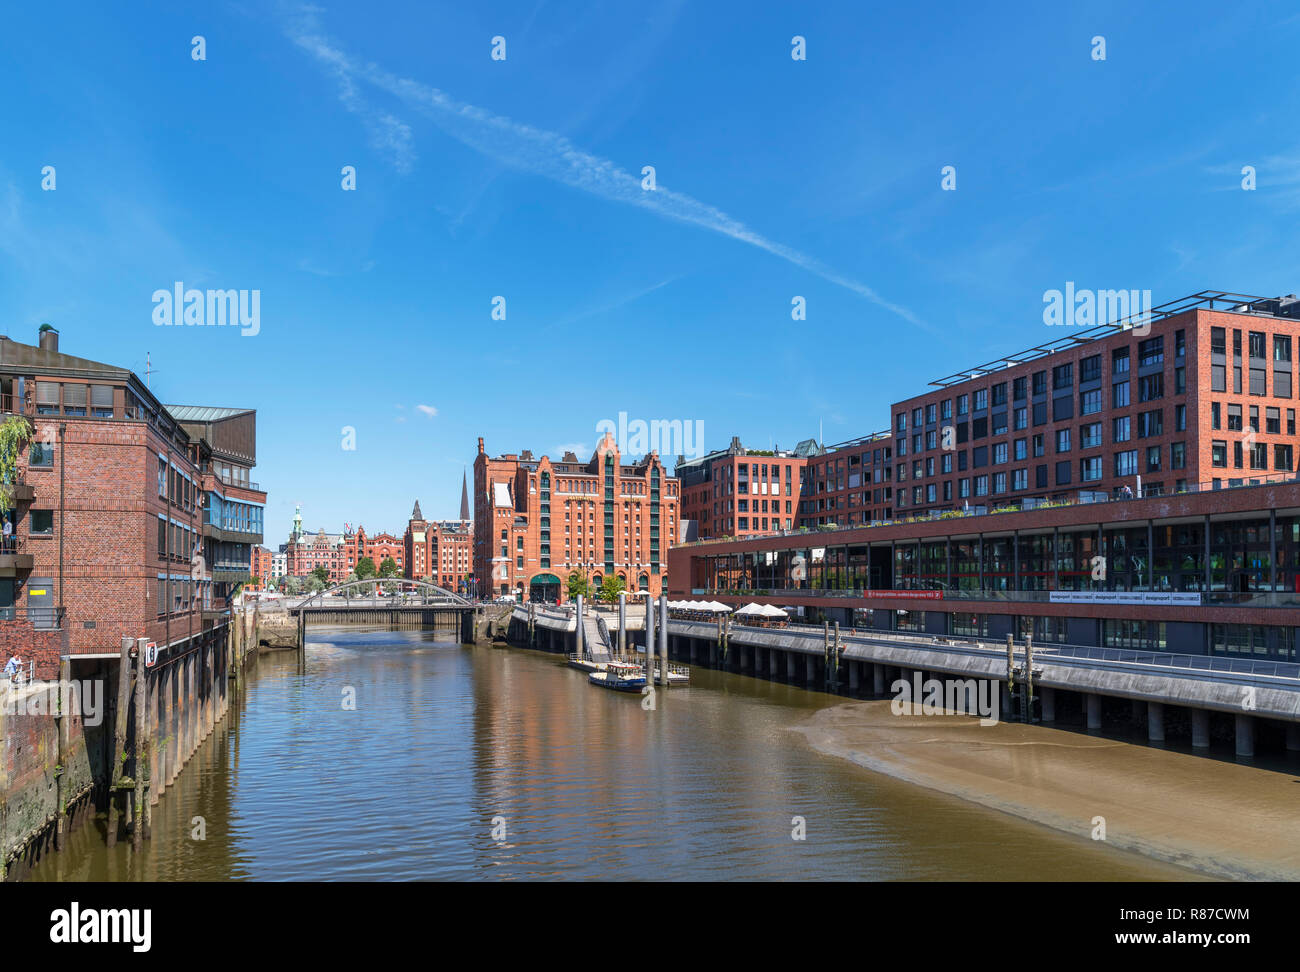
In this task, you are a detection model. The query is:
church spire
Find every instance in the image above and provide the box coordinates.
[411,499,423,521]
[459,468,470,521]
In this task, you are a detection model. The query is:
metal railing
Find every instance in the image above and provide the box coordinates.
[0,606,65,630]
[693,586,1300,609]
[680,473,1300,549]
[669,616,1300,681]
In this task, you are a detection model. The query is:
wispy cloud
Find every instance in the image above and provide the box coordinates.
[281,6,925,330]
[415,404,438,418]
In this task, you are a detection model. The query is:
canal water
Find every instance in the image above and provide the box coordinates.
[31,627,1195,881]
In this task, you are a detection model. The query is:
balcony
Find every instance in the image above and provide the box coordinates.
[0,537,34,574]
[1,474,35,504]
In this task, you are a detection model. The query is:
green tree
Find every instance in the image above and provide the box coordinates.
[378,555,399,578]
[307,575,326,593]
[0,415,34,516]
[284,576,306,595]
[566,571,589,600]
[597,574,626,603]
[355,556,377,579]
[311,565,330,586]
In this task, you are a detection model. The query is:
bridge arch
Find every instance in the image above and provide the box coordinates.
[295,577,471,610]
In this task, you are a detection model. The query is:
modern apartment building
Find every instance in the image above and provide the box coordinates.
[167,405,265,604]
[795,431,894,529]
[676,436,814,540]
[473,433,680,601]
[890,291,1300,517]
[668,291,1300,661]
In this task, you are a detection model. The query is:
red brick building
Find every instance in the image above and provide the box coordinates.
[889,291,1300,516]
[343,526,403,576]
[676,436,814,540]
[284,514,347,583]
[403,500,472,594]
[250,545,274,586]
[0,325,264,675]
[473,433,680,601]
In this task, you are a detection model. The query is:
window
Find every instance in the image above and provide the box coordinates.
[1249,405,1259,432]
[1137,409,1162,438]
[1276,444,1294,472]
[1080,422,1102,449]
[1267,407,1281,434]
[1113,382,1129,408]
[992,472,1007,494]
[1055,461,1071,485]
[30,509,53,535]
[1032,434,1044,458]
[1175,367,1185,395]
[926,403,936,424]
[1014,438,1027,460]
[1032,371,1047,395]
[1211,402,1221,430]
[1113,416,1130,442]
[1212,440,1227,467]
[1115,450,1138,477]
[1013,376,1027,400]
[974,475,989,496]
[1080,355,1102,383]
[992,383,1007,406]
[1053,363,1072,390]
[1249,367,1266,396]
[1211,364,1226,392]
[1012,468,1028,490]
[1081,456,1102,482]
[1112,347,1130,375]
[1138,373,1163,402]
[957,394,969,416]
[1176,404,1186,431]
[993,442,1008,464]
[991,413,1008,435]
[1227,403,1242,431]
[1080,389,1102,415]
[1171,442,1186,470]
[1055,428,1071,453]
[29,442,54,468]
[1211,327,1226,355]
[941,399,952,420]
[1014,407,1027,430]
[1138,336,1163,367]
[1249,331,1266,358]
[1250,442,1267,471]
[1147,445,1162,472]
[974,389,988,411]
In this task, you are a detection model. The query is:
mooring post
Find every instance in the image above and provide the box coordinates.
[658,594,669,687]
[54,655,69,850]
[1005,633,1015,719]
[618,591,627,657]
[1024,635,1034,724]
[832,621,841,689]
[132,637,146,849]
[575,594,585,660]
[644,594,655,683]
[107,635,132,848]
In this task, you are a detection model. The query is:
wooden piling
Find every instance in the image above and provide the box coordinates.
[133,637,147,848]
[106,636,132,848]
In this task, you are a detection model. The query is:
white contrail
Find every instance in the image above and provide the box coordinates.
[285,10,925,329]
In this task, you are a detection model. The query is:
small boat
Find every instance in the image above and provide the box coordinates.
[588,660,647,692]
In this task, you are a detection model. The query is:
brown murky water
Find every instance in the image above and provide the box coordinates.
[30,627,1208,880]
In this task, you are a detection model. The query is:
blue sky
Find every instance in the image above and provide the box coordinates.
[3,1,1300,540]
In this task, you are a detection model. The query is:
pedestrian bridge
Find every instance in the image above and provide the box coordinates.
[286,579,476,641]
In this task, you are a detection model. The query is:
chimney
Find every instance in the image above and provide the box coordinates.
[477,436,485,455]
[38,324,58,353]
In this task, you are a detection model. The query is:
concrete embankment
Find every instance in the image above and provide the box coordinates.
[796,700,1300,881]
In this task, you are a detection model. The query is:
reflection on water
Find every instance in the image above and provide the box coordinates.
[31,627,1194,881]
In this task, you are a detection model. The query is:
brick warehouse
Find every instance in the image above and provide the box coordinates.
[403,499,472,594]
[474,434,680,601]
[0,326,262,876]
[669,291,1300,661]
